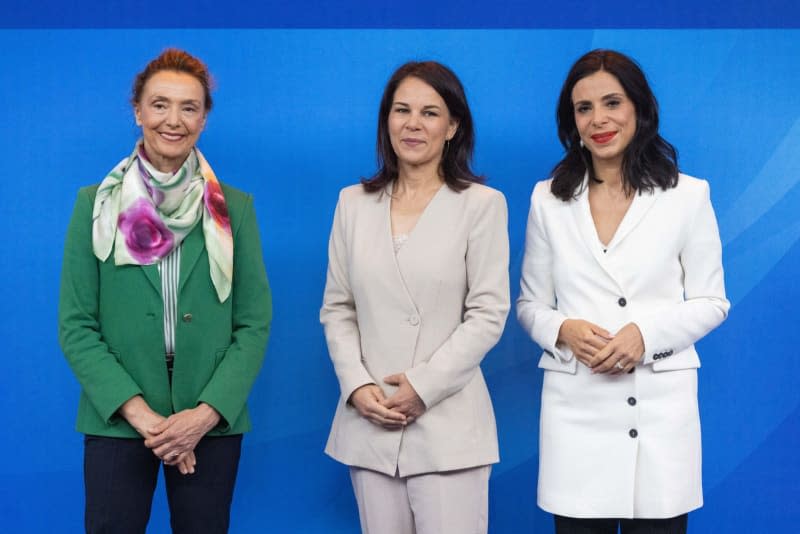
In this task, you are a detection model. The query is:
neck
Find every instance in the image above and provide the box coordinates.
[395,164,444,196]
[140,143,188,174]
[592,158,624,191]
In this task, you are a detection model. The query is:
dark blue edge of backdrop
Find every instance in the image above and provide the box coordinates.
[2,0,800,29]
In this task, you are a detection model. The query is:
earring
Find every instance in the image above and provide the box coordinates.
[579,138,584,148]
[444,139,451,155]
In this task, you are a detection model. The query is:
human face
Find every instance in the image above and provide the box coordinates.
[572,70,636,169]
[388,76,458,174]
[134,70,207,172]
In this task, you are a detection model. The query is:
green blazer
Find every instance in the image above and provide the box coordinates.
[59,182,272,438]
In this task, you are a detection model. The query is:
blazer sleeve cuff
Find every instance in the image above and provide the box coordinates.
[543,316,574,363]
[634,319,675,365]
[99,384,145,427]
[339,366,377,404]
[404,363,439,409]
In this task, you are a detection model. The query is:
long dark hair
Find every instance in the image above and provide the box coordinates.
[551,49,678,201]
[362,61,484,193]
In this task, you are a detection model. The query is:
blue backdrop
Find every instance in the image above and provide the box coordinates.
[1,3,799,532]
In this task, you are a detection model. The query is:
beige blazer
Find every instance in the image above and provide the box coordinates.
[517,173,729,518]
[321,182,510,477]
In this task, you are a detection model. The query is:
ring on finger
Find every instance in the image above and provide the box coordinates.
[615,361,625,370]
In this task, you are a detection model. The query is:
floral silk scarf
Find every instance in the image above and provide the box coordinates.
[92,142,233,302]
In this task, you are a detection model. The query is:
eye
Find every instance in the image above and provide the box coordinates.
[423,110,439,117]
[153,102,167,110]
[606,99,621,108]
[182,106,198,114]
[392,106,409,114]
[575,104,591,114]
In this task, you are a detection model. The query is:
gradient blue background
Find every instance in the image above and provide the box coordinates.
[1,3,798,532]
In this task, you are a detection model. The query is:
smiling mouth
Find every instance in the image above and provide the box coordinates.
[591,132,617,144]
[158,132,185,142]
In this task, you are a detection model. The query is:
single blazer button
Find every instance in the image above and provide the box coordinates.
[627,397,637,406]
[618,297,627,307]
[629,429,638,438]
[182,313,193,323]
[409,315,420,326]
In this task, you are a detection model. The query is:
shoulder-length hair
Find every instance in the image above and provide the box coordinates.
[362,61,484,193]
[551,49,678,201]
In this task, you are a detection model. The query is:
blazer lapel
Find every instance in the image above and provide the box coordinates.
[569,179,607,265]
[178,221,205,294]
[141,264,161,296]
[606,188,659,249]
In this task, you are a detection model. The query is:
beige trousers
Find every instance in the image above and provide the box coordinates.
[349,465,491,534]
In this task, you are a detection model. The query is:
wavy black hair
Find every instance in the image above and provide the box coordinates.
[551,49,678,201]
[362,61,483,193]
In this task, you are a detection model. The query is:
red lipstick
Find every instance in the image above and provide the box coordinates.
[591,132,617,144]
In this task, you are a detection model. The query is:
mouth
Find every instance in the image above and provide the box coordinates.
[590,132,617,145]
[401,138,425,147]
[158,132,186,142]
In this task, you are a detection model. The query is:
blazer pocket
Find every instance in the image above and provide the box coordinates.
[538,353,577,374]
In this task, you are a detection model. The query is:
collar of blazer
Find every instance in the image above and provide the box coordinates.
[570,172,661,270]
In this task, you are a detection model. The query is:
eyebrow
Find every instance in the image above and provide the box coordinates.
[392,101,443,110]
[573,93,625,106]
[150,95,202,105]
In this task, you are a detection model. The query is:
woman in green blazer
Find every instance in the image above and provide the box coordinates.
[58,49,271,534]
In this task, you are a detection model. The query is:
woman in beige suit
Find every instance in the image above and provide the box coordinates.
[321,61,510,534]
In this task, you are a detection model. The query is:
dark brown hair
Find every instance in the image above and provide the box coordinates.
[362,61,484,193]
[131,48,214,111]
[551,49,678,201]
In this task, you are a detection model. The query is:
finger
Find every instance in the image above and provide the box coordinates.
[374,403,407,422]
[178,454,195,475]
[154,443,178,458]
[590,325,614,340]
[590,349,617,373]
[368,411,405,428]
[145,430,173,449]
[149,419,170,435]
[371,388,387,402]
[383,374,401,386]
[594,352,621,374]
[586,335,611,351]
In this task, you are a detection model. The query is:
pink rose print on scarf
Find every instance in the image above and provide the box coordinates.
[204,180,230,229]
[118,199,175,263]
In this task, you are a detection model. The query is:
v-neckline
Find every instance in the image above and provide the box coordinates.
[388,182,445,244]
[588,185,635,248]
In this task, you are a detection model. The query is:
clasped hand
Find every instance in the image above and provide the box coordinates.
[120,396,220,475]
[558,319,644,374]
[349,373,426,429]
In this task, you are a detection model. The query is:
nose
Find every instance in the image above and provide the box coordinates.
[165,106,181,127]
[591,108,608,127]
[405,111,422,130]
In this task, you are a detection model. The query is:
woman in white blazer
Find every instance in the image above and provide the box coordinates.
[517,50,729,534]
[321,61,509,534]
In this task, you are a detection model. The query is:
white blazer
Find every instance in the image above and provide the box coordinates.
[517,173,729,518]
[321,182,510,477]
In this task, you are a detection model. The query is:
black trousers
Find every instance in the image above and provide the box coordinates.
[84,434,242,534]
[555,514,688,534]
